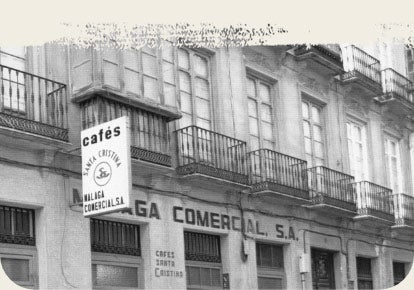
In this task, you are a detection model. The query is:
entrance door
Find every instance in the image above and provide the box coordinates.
[311,249,335,289]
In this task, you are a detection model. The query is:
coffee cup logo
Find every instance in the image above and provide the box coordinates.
[94,162,112,186]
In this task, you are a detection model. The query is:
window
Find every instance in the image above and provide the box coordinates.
[92,263,139,289]
[302,99,324,167]
[0,47,26,112]
[81,97,170,155]
[247,77,275,151]
[0,205,36,288]
[0,205,35,246]
[256,243,285,289]
[91,219,141,289]
[90,219,141,256]
[311,249,335,289]
[184,232,222,289]
[406,47,414,82]
[385,136,403,193]
[178,49,212,130]
[393,262,407,286]
[347,121,369,181]
[356,257,373,290]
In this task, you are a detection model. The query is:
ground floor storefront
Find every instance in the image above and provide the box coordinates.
[0,168,413,289]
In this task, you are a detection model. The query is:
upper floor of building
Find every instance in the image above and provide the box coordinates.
[1,42,414,236]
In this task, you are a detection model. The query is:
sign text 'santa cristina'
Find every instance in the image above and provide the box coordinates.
[81,116,132,217]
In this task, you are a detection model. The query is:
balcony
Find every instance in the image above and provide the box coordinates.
[306,166,357,216]
[340,45,382,96]
[248,149,309,203]
[354,181,394,225]
[0,64,68,142]
[392,193,414,234]
[81,96,173,168]
[377,68,414,113]
[292,44,344,74]
[175,126,249,186]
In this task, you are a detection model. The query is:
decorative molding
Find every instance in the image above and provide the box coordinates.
[344,97,370,118]
[243,47,274,72]
[298,74,328,96]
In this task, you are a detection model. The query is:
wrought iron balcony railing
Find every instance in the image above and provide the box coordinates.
[393,193,414,227]
[175,125,248,184]
[293,44,343,72]
[308,166,356,212]
[354,181,394,222]
[340,45,382,92]
[381,68,414,105]
[81,96,172,167]
[248,149,309,200]
[0,64,68,141]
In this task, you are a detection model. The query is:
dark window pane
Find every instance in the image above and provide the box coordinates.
[258,277,283,289]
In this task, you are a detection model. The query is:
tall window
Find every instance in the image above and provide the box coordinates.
[90,219,141,289]
[405,47,414,82]
[393,262,407,286]
[178,49,212,130]
[385,136,403,193]
[302,99,324,167]
[256,243,285,289]
[347,121,369,182]
[74,42,212,128]
[356,257,373,289]
[184,231,222,289]
[247,77,275,151]
[0,47,26,112]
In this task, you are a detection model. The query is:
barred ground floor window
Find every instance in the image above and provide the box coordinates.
[356,257,373,290]
[256,242,285,289]
[0,205,36,288]
[90,219,142,289]
[184,231,222,290]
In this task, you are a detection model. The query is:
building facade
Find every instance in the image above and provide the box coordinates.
[0,41,413,289]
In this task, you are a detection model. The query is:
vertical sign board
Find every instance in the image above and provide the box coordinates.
[81,116,132,217]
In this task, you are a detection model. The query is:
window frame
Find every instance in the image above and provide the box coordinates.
[184,231,222,290]
[356,256,373,289]
[0,47,28,114]
[405,46,414,83]
[346,118,369,182]
[185,260,223,290]
[255,242,286,290]
[384,134,403,193]
[301,97,326,167]
[91,252,143,290]
[177,48,214,130]
[0,242,37,288]
[393,261,407,286]
[246,75,276,151]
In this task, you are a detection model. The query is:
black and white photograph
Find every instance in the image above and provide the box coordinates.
[0,1,413,289]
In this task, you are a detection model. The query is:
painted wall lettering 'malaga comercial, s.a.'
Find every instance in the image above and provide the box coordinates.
[0,42,414,289]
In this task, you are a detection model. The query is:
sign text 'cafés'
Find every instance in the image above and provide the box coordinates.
[81,116,132,217]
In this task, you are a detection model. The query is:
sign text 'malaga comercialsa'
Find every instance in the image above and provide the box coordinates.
[81,116,132,217]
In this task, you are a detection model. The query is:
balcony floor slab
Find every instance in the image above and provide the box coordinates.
[354,213,395,227]
[250,181,310,205]
[304,194,357,217]
[176,163,249,191]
